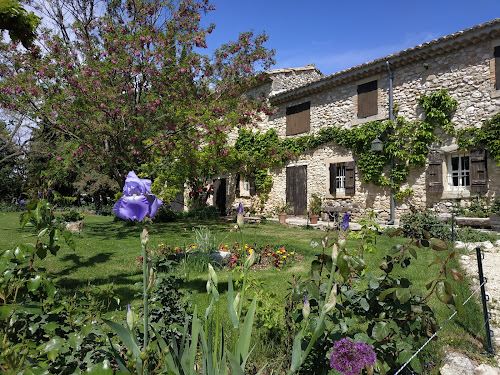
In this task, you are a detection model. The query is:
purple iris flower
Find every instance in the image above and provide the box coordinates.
[238,202,243,215]
[113,171,162,221]
[341,212,350,232]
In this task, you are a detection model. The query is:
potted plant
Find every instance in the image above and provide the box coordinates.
[275,201,290,224]
[490,196,500,231]
[309,194,322,224]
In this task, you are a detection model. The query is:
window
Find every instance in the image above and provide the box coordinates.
[286,102,310,135]
[427,149,487,194]
[495,46,500,90]
[329,161,355,196]
[235,174,256,197]
[447,154,470,190]
[336,165,346,193]
[357,80,378,118]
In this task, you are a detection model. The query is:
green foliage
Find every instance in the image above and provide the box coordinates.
[400,210,451,240]
[152,206,180,223]
[309,194,322,215]
[491,196,500,216]
[19,197,76,265]
[287,211,464,374]
[62,209,85,222]
[456,226,492,243]
[274,200,290,215]
[452,196,490,218]
[457,112,500,164]
[0,246,112,373]
[0,0,40,48]
[185,205,220,220]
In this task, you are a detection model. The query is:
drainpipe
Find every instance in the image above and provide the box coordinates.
[386,61,395,225]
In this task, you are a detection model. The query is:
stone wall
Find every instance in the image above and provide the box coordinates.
[237,37,500,223]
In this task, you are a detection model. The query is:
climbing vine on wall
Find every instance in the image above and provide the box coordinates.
[233,89,500,200]
[456,112,500,165]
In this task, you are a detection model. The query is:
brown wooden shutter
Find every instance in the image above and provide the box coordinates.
[427,153,443,193]
[495,46,500,90]
[286,102,311,135]
[357,80,378,118]
[470,149,488,193]
[235,174,240,197]
[329,163,337,195]
[249,175,256,196]
[345,161,355,196]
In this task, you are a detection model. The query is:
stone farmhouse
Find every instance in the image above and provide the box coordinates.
[209,19,500,224]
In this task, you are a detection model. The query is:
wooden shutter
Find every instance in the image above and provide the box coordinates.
[249,175,256,196]
[329,163,337,195]
[345,161,355,196]
[495,46,500,90]
[286,102,311,135]
[470,149,488,193]
[357,80,378,118]
[235,174,240,197]
[427,153,443,193]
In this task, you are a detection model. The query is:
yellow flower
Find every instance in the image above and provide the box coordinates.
[279,261,283,264]
[282,255,286,259]
[249,248,253,254]
[290,252,295,255]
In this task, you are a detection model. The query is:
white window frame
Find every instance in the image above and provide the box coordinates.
[239,176,251,197]
[325,156,354,198]
[336,165,346,194]
[446,153,470,191]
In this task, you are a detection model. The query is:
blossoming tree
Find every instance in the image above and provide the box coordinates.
[0,0,275,194]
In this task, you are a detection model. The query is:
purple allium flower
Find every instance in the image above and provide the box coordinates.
[238,202,243,215]
[113,171,162,221]
[341,212,350,232]
[329,338,376,375]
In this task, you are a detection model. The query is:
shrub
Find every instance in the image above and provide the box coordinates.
[152,205,180,223]
[62,209,85,222]
[457,226,496,243]
[185,205,220,220]
[400,210,451,240]
[491,196,500,215]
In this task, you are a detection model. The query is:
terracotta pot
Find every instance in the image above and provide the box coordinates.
[309,215,319,224]
[278,213,287,224]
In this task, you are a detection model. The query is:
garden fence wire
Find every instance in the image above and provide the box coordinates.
[393,241,497,375]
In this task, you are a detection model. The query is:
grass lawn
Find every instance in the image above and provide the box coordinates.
[0,211,490,370]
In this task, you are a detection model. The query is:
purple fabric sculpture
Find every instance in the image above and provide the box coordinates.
[113,171,162,221]
[238,202,243,214]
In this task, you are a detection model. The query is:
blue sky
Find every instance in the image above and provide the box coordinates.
[201,0,500,76]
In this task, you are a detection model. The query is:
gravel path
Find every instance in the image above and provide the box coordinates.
[456,240,500,359]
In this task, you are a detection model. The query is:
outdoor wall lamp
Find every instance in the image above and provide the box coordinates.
[371,137,383,152]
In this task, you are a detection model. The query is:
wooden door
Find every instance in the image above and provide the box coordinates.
[286,166,307,216]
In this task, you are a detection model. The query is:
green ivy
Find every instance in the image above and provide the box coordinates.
[457,112,500,164]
